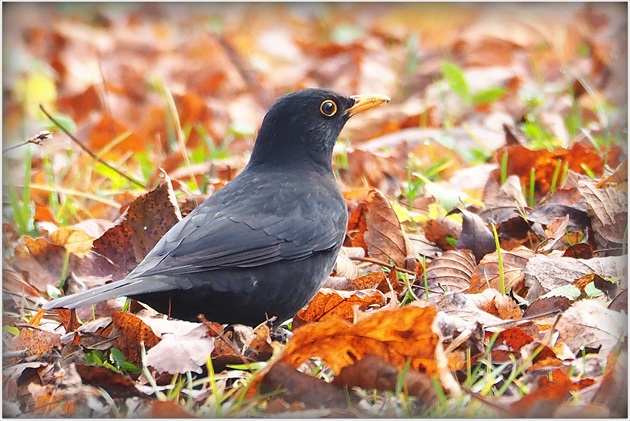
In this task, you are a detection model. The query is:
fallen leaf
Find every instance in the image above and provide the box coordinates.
[468,246,535,294]
[260,362,352,410]
[280,305,445,378]
[111,312,160,364]
[347,189,411,266]
[293,288,386,327]
[455,209,496,263]
[91,176,182,279]
[333,354,437,408]
[555,300,626,359]
[420,249,476,297]
[523,254,628,302]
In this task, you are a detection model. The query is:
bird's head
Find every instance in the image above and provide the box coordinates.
[248,88,389,170]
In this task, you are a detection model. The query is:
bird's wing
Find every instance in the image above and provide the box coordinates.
[128,171,346,279]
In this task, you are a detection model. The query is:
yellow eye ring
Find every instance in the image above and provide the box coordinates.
[320,100,337,117]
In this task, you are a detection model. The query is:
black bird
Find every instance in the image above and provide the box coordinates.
[43,88,389,326]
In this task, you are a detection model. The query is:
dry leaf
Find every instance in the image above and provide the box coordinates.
[293,288,386,327]
[91,176,182,279]
[468,246,535,294]
[280,306,442,377]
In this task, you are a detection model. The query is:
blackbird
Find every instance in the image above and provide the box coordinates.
[43,88,389,326]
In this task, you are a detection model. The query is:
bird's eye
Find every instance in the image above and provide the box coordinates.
[319,100,337,117]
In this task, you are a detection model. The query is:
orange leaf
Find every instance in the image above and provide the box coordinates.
[280,305,441,376]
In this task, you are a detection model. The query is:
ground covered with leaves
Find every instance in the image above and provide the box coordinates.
[2,3,628,418]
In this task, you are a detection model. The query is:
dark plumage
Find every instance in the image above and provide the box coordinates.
[43,88,389,325]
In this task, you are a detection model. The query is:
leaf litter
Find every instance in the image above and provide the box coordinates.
[2,2,627,418]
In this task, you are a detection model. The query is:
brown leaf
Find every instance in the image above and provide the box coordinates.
[591,346,628,417]
[424,216,461,251]
[577,178,628,247]
[150,400,196,418]
[509,369,577,417]
[13,238,68,293]
[8,327,61,357]
[523,296,571,318]
[347,189,410,266]
[479,294,522,320]
[555,300,626,360]
[111,312,160,364]
[260,362,351,409]
[420,249,476,298]
[75,365,137,398]
[82,113,145,157]
[456,209,496,263]
[468,246,535,294]
[91,176,182,279]
[333,354,437,408]
[480,175,528,224]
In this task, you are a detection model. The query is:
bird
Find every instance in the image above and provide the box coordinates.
[43,88,389,326]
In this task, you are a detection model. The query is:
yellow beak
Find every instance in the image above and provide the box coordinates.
[345,94,390,117]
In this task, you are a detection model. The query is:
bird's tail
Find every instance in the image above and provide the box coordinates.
[42,278,144,310]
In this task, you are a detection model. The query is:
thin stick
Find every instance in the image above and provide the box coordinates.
[39,104,147,189]
[2,131,53,153]
[350,256,416,275]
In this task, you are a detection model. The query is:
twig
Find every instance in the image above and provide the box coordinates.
[350,256,417,275]
[39,104,147,189]
[215,34,274,108]
[2,130,53,153]
[3,349,30,359]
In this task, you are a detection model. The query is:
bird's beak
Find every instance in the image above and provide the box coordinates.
[345,94,390,117]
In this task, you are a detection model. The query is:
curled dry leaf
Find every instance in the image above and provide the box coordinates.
[509,369,582,417]
[293,288,386,328]
[468,246,535,295]
[346,188,411,267]
[332,247,361,279]
[479,293,522,320]
[74,364,137,398]
[480,175,528,224]
[455,209,496,263]
[333,354,437,409]
[260,362,352,410]
[423,216,461,251]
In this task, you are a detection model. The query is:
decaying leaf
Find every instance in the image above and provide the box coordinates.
[524,254,628,302]
[91,176,182,279]
[260,362,352,410]
[577,178,628,247]
[111,312,160,364]
[555,299,627,360]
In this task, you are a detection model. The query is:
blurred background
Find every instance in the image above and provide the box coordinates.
[2,2,627,227]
